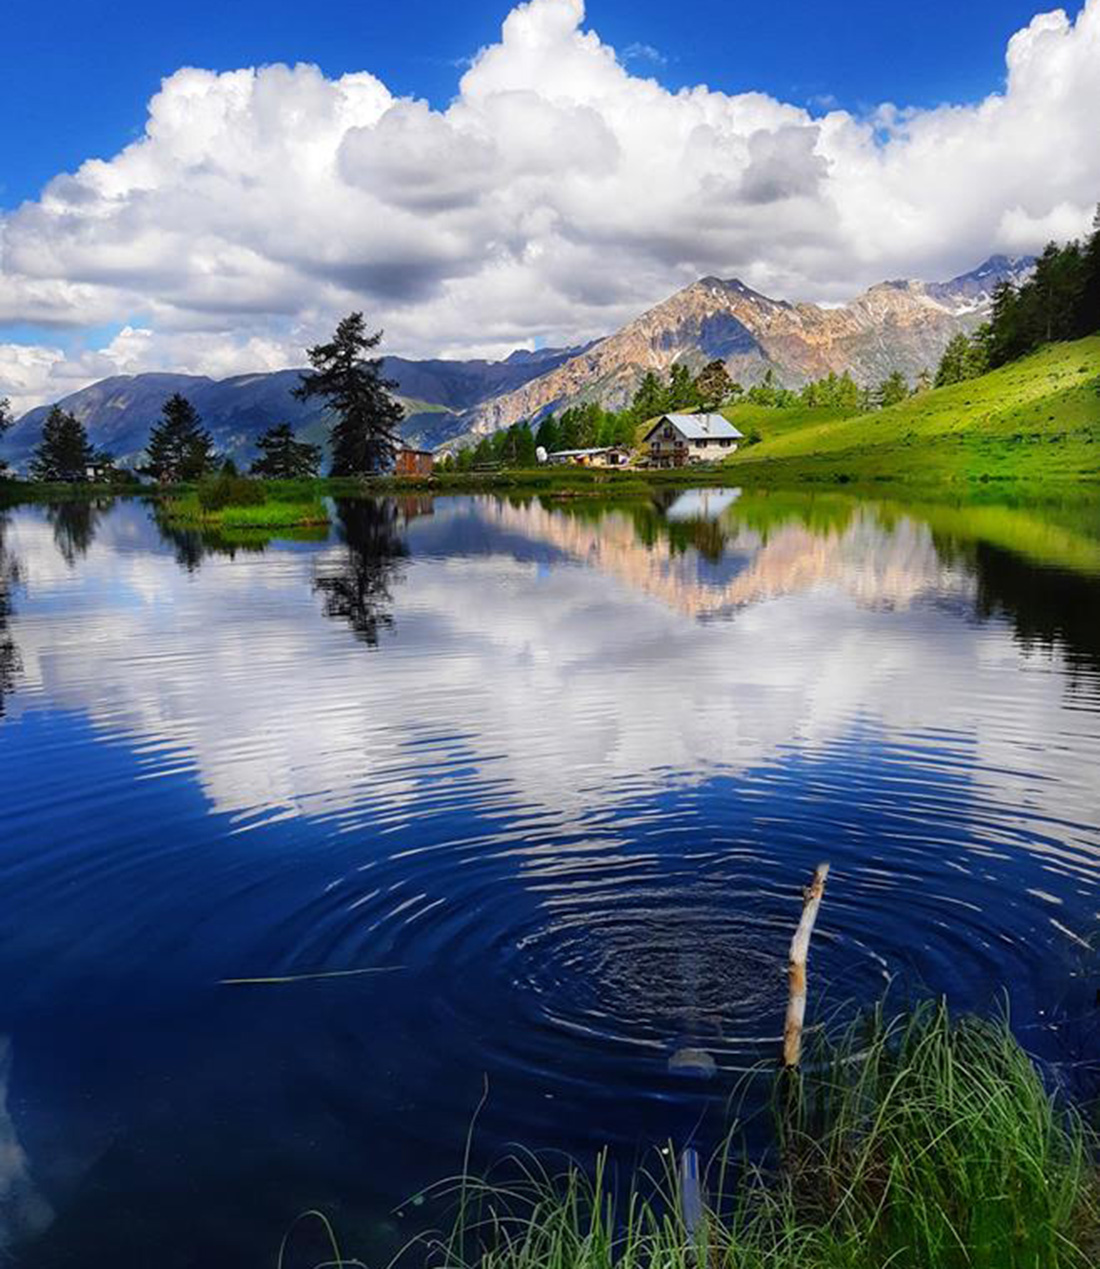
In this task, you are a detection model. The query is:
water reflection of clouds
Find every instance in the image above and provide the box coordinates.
[3,500,1098,867]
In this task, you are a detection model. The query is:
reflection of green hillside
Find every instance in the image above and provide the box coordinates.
[718,490,1100,578]
[904,502,1100,575]
[719,490,857,541]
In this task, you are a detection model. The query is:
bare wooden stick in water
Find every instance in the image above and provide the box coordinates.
[783,863,830,1068]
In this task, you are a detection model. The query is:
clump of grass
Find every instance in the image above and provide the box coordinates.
[776,998,1098,1267]
[409,1001,1098,1269]
[158,492,329,529]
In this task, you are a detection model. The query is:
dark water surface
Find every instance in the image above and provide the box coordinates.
[1,489,1099,1265]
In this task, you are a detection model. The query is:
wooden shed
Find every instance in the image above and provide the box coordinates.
[394,448,435,477]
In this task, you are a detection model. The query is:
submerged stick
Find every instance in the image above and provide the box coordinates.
[219,966,402,986]
[679,1146,704,1246]
[783,863,830,1069]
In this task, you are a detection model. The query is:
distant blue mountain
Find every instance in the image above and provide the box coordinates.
[3,345,592,469]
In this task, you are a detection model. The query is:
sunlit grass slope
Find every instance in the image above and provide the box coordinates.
[724,337,1100,485]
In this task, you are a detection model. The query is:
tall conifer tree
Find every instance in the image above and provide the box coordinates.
[294,314,404,476]
[30,406,96,481]
[144,394,216,482]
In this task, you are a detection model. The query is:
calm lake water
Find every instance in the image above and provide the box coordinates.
[1,488,1099,1265]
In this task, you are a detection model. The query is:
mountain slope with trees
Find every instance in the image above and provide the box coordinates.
[455,257,1036,443]
[2,256,1034,471]
[724,335,1100,485]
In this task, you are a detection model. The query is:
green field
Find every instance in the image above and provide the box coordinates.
[722,336,1100,486]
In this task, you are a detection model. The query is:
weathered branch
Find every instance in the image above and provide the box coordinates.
[782,863,830,1069]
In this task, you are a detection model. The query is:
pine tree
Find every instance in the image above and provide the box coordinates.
[630,371,667,422]
[30,406,96,481]
[535,415,561,455]
[0,398,12,476]
[1076,204,1100,337]
[144,394,216,483]
[1027,241,1084,345]
[667,362,701,411]
[876,371,910,409]
[693,360,734,410]
[985,281,1023,367]
[513,423,537,467]
[294,314,404,476]
[250,423,322,479]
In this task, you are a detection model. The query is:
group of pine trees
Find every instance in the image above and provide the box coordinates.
[933,207,1100,389]
[985,211,1100,365]
[18,312,400,484]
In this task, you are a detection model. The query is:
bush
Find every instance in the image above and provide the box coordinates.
[196,474,267,511]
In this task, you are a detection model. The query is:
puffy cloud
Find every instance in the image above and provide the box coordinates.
[2,0,1100,412]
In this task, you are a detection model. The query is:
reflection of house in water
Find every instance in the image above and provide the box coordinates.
[664,489,742,522]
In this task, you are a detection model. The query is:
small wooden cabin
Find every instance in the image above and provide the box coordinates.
[394,448,435,477]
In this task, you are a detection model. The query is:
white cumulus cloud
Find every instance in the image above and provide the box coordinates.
[2,0,1100,415]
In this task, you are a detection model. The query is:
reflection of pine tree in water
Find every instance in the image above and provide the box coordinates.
[314,499,408,646]
[0,515,22,716]
[47,499,109,567]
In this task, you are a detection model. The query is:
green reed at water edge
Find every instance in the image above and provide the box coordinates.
[378,1001,1098,1269]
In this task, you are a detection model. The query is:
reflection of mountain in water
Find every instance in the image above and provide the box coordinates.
[313,499,412,646]
[490,499,972,618]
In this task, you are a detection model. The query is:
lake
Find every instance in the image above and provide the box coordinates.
[1,488,1098,1266]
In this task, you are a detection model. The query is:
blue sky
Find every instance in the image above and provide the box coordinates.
[1,0,1098,411]
[1,0,1072,208]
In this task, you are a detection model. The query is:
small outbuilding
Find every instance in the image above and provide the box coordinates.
[394,448,435,477]
[643,413,743,467]
[547,446,632,468]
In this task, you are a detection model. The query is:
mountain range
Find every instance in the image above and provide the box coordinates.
[3,255,1033,468]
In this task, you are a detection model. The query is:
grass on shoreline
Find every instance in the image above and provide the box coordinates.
[403,1001,1098,1269]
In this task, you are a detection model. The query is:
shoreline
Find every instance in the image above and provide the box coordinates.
[4,463,1099,509]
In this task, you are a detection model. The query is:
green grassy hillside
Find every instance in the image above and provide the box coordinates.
[722,336,1100,485]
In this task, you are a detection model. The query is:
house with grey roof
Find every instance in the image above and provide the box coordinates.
[642,413,744,467]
